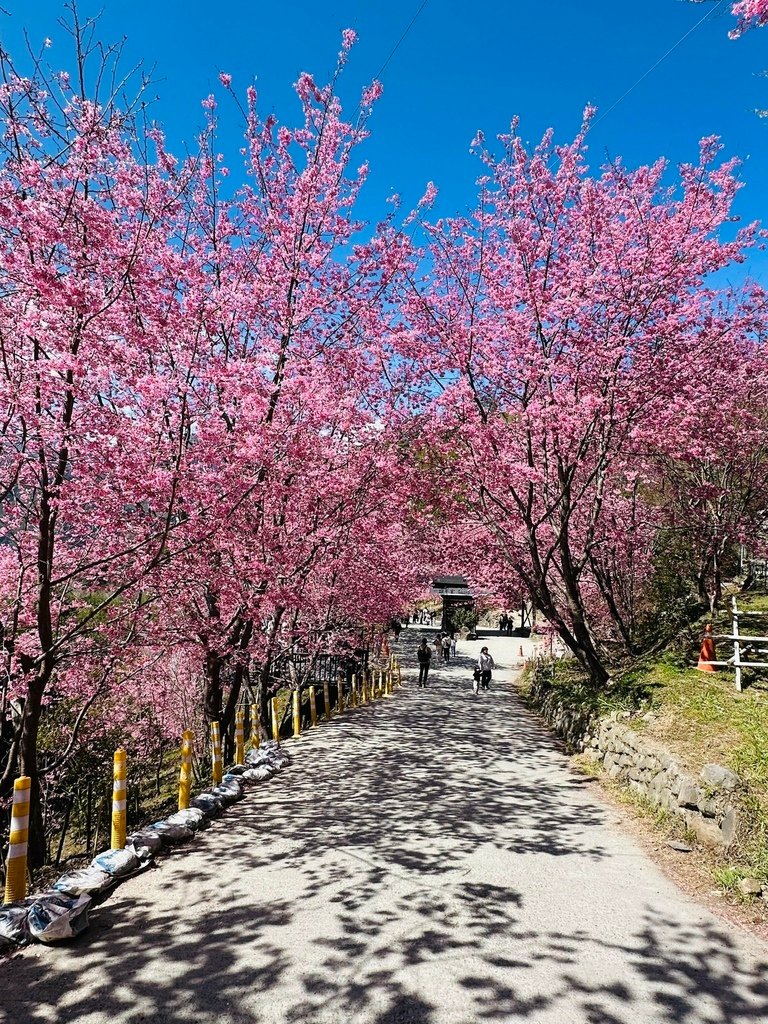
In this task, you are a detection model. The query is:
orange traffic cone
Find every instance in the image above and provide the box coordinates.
[696,624,716,672]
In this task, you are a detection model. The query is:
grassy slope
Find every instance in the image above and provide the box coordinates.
[525,593,768,891]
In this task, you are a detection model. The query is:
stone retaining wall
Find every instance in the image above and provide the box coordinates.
[528,673,739,848]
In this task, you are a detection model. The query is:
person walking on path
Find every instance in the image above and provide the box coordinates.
[416,638,432,687]
[441,633,451,663]
[436,630,448,663]
[475,646,496,692]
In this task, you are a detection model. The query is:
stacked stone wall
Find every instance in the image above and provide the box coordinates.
[528,673,739,848]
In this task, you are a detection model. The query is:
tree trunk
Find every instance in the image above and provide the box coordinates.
[203,649,223,727]
[18,673,47,869]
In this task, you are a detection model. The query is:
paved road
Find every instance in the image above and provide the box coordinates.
[3,628,768,1024]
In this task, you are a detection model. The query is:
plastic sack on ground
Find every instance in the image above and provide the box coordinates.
[127,829,163,860]
[265,749,291,771]
[245,750,272,769]
[0,899,34,949]
[166,808,206,832]
[53,868,114,897]
[91,848,140,877]
[211,783,240,805]
[242,765,274,783]
[259,740,291,768]
[27,893,91,944]
[190,792,225,816]
[147,820,193,843]
[221,777,245,797]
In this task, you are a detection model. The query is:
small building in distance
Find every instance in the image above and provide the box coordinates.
[431,575,475,634]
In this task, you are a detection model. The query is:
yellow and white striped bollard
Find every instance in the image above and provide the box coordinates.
[3,776,31,904]
[323,680,331,720]
[338,678,345,714]
[178,730,194,811]
[293,688,301,737]
[210,721,223,785]
[271,696,280,742]
[350,673,357,708]
[309,685,317,727]
[235,709,245,765]
[250,712,260,750]
[377,669,383,698]
[111,748,127,850]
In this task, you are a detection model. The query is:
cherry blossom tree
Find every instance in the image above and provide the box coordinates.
[397,117,759,683]
[0,13,226,861]
[730,0,768,36]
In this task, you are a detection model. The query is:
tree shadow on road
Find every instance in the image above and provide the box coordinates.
[3,630,767,1023]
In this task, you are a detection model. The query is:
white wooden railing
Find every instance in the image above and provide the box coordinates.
[700,596,768,691]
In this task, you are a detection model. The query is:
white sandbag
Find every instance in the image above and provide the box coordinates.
[242,765,274,783]
[53,868,114,897]
[211,784,240,805]
[190,792,225,815]
[166,808,206,831]
[226,764,248,775]
[268,749,291,769]
[27,893,91,944]
[127,829,163,860]
[0,900,34,948]
[91,848,140,877]
[245,748,269,767]
[147,820,193,843]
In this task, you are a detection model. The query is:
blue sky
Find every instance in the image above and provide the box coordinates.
[2,1,768,281]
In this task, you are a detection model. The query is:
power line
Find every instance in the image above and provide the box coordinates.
[374,0,430,82]
[589,0,727,133]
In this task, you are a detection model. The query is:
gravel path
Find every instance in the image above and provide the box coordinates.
[3,627,768,1024]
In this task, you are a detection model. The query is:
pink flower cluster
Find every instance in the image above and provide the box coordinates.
[730,0,768,36]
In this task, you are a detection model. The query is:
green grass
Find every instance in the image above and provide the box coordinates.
[525,608,768,891]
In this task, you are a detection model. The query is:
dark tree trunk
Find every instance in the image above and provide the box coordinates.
[203,649,223,726]
[18,673,47,869]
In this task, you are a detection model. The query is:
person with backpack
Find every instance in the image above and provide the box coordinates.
[416,639,432,687]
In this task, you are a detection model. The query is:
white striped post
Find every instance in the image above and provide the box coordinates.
[250,710,260,750]
[178,730,193,811]
[111,749,127,850]
[3,776,31,904]
[235,709,245,765]
[292,689,301,737]
[309,685,317,727]
[271,696,280,742]
[210,721,223,785]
